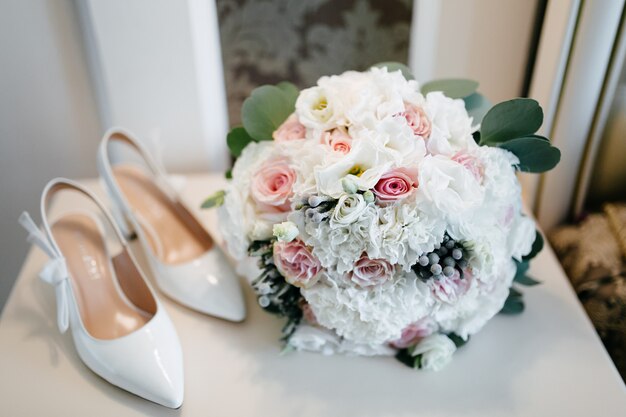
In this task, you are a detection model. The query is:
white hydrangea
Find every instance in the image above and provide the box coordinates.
[298,205,380,274]
[434,258,517,339]
[375,200,446,270]
[288,324,396,356]
[303,271,434,345]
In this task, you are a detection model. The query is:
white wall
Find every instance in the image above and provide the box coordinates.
[411,0,539,103]
[0,0,102,311]
[78,0,229,172]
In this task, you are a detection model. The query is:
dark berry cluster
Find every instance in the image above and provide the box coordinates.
[297,195,337,224]
[412,233,469,281]
[249,240,303,338]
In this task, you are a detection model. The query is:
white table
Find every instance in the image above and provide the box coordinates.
[1,174,624,417]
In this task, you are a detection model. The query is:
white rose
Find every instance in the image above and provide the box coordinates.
[423,92,476,156]
[330,194,367,225]
[418,155,484,216]
[272,221,299,242]
[411,334,456,371]
[350,116,426,167]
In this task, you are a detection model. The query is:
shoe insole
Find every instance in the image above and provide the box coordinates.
[51,214,153,340]
[113,165,213,265]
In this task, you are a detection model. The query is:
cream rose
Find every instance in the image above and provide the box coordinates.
[251,158,296,213]
[321,128,352,154]
[401,102,431,138]
[273,114,306,141]
[273,239,322,288]
[349,255,394,288]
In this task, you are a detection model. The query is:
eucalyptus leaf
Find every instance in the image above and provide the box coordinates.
[515,275,541,286]
[201,190,225,209]
[422,78,479,99]
[500,288,525,315]
[509,286,523,298]
[498,136,561,173]
[464,92,491,125]
[514,260,530,281]
[276,81,299,109]
[226,126,254,157]
[242,85,295,141]
[480,98,543,144]
[372,62,414,80]
[447,333,469,348]
[522,230,545,261]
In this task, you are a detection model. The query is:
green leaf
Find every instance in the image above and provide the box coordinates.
[371,62,414,80]
[224,169,232,179]
[498,136,561,173]
[522,230,544,261]
[395,349,416,368]
[422,78,479,99]
[513,260,541,286]
[480,98,543,144]
[464,92,491,124]
[500,288,525,315]
[226,126,254,157]
[276,81,299,103]
[201,190,225,209]
[509,286,523,298]
[242,85,295,141]
[514,260,530,281]
[414,354,423,369]
[447,333,469,348]
[515,275,541,286]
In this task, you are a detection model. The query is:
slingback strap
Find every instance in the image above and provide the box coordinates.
[18,178,128,333]
[98,128,179,203]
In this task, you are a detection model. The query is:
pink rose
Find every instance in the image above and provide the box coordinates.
[274,240,321,288]
[350,255,394,288]
[390,317,437,349]
[452,152,484,182]
[273,114,306,141]
[400,103,431,138]
[373,167,418,202]
[428,269,471,303]
[320,128,352,154]
[251,158,296,212]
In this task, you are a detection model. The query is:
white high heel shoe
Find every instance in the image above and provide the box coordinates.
[19,179,184,408]
[97,128,246,322]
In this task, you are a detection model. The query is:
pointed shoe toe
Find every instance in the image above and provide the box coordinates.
[74,308,185,409]
[155,246,246,322]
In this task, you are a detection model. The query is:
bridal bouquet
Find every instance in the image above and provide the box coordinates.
[206,63,560,371]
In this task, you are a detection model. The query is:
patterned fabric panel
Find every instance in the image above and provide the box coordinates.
[216,0,413,125]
